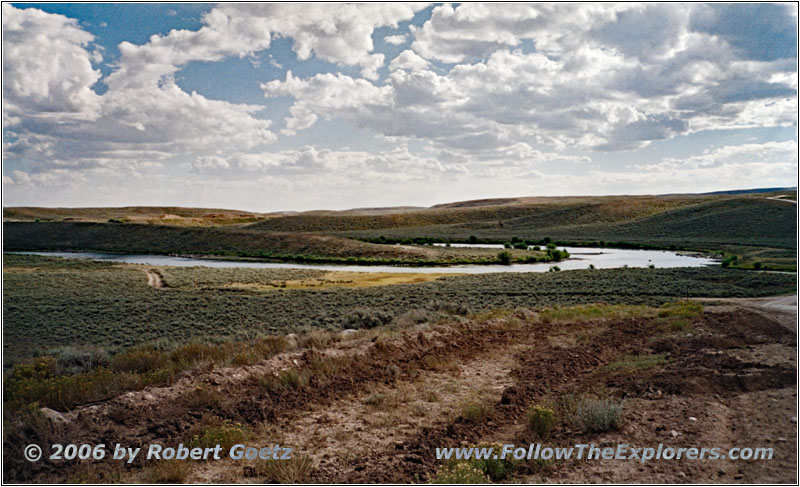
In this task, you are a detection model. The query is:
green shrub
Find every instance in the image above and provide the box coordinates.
[527,405,556,438]
[191,420,251,450]
[657,301,702,319]
[341,308,393,329]
[50,346,110,375]
[110,348,169,373]
[426,300,469,316]
[497,251,513,265]
[431,462,488,484]
[575,396,623,433]
[441,443,517,481]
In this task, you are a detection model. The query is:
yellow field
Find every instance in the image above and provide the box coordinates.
[221,271,457,291]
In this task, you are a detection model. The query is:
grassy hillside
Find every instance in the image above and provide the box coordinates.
[2,222,548,265]
[4,192,795,267]
[246,195,716,233]
[2,206,272,226]
[342,198,796,248]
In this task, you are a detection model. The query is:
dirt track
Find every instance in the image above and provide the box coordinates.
[5,304,797,483]
[145,269,164,288]
[693,295,797,332]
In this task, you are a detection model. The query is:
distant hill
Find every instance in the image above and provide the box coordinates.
[2,206,271,226]
[700,187,797,195]
[4,192,796,270]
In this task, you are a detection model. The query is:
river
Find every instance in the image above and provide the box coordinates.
[14,247,718,274]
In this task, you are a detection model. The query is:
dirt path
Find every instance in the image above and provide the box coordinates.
[145,269,163,288]
[693,295,797,332]
[191,339,530,483]
[6,305,796,483]
[766,195,798,205]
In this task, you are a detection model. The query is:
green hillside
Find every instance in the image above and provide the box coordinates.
[340,198,796,249]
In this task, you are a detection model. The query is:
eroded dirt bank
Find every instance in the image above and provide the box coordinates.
[4,305,796,484]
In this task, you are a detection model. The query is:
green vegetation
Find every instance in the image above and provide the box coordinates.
[190,420,252,450]
[4,254,794,365]
[140,460,192,483]
[247,456,314,483]
[430,462,489,484]
[606,353,669,373]
[574,396,623,433]
[6,194,795,270]
[3,222,558,266]
[4,334,291,412]
[434,442,518,484]
[335,196,796,251]
[526,405,557,438]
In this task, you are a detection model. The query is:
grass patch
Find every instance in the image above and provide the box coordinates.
[606,353,668,373]
[460,398,494,424]
[139,460,192,483]
[190,420,251,450]
[657,300,703,319]
[245,455,314,483]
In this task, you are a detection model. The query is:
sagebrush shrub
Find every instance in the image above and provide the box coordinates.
[431,462,488,484]
[527,405,557,438]
[575,396,623,433]
[340,308,393,329]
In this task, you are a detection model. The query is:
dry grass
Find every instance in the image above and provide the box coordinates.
[139,460,192,483]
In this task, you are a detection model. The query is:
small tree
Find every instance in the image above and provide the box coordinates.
[497,251,513,265]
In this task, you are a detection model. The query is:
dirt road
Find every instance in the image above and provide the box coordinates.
[145,269,163,288]
[693,295,797,332]
[766,195,797,205]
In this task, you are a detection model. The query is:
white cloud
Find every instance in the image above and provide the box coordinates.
[268,3,796,154]
[3,4,276,177]
[107,4,424,91]
[384,34,408,46]
[2,4,102,123]
[3,3,797,210]
[637,140,798,171]
[389,50,430,72]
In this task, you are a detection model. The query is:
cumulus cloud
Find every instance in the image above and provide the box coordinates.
[108,3,424,90]
[3,3,797,210]
[389,50,430,71]
[267,3,796,154]
[3,4,275,178]
[2,4,102,123]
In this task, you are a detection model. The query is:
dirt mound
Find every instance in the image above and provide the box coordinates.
[5,307,796,483]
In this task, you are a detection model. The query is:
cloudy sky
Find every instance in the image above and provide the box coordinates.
[2,3,798,211]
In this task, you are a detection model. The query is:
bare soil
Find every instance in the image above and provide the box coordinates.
[4,304,796,484]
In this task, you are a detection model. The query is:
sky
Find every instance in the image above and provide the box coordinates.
[2,3,798,212]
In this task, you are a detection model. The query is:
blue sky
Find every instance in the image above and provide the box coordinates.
[3,3,797,211]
